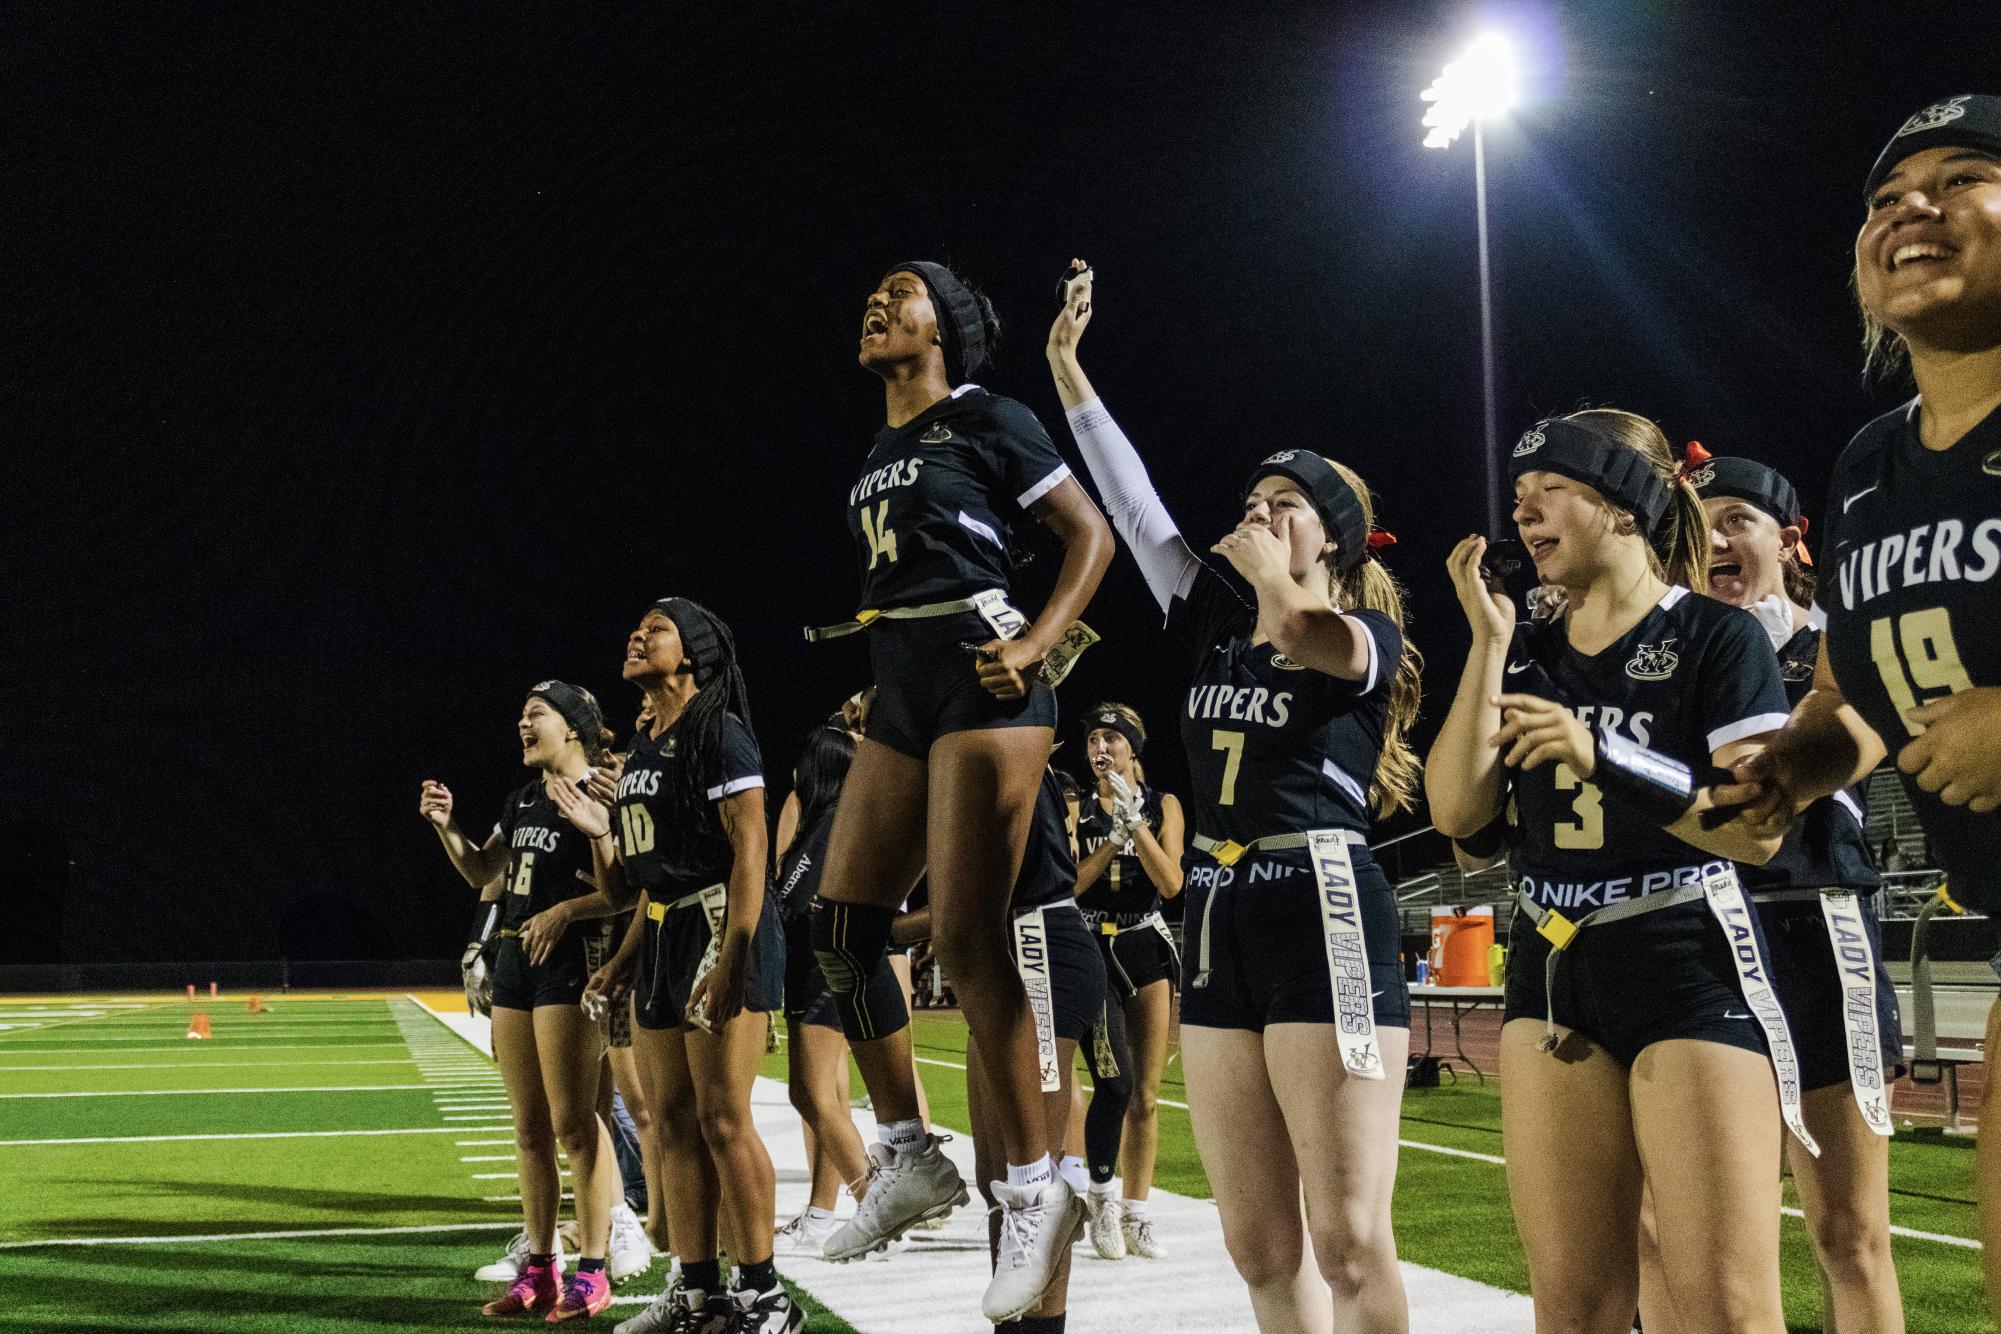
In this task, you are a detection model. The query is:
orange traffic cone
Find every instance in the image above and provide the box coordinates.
[246,996,264,1014]
[185,1014,212,1040]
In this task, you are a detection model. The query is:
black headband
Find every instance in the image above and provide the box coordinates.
[885,261,988,384]
[653,597,726,688]
[1084,708,1144,757]
[1508,419,1671,538]
[1687,456,1801,530]
[1865,94,2001,201]
[1244,450,1369,574]
[528,680,605,753]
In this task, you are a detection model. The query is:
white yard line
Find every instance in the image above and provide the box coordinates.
[0,1058,432,1072]
[0,1220,521,1250]
[0,1083,443,1099]
[0,1125,512,1147]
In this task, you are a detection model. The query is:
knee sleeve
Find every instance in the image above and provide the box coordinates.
[1083,1001,1132,1182]
[811,898,909,1043]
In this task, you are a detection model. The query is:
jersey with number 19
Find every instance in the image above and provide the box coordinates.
[1821,399,2001,915]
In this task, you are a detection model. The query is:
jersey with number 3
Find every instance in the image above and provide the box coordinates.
[1822,400,2001,912]
[493,780,597,931]
[1167,562,1402,842]
[1503,587,1788,911]
[847,385,1073,611]
[613,712,764,898]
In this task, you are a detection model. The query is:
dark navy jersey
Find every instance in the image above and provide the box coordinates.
[1504,586,1789,912]
[1166,561,1401,841]
[848,385,1073,611]
[492,778,598,930]
[1740,625,1879,895]
[1075,783,1165,914]
[775,805,835,920]
[1822,400,2001,911]
[613,712,764,898]
[1012,765,1078,913]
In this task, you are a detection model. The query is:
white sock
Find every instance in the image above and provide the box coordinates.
[1058,1154,1089,1193]
[1123,1197,1148,1219]
[1006,1155,1055,1191]
[1088,1176,1119,1198]
[878,1118,926,1154]
[805,1205,834,1221]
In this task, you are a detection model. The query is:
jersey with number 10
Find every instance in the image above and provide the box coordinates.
[847,385,1073,611]
[1821,400,2001,912]
[1167,562,1402,843]
[613,712,764,898]
[1503,587,1788,911]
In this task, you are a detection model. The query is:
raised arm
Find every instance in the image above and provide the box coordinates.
[1047,261,1202,613]
[419,780,510,888]
[1425,538,1514,838]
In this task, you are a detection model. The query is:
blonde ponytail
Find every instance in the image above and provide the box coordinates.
[1326,461,1423,818]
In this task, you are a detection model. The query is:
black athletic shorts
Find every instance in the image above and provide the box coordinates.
[1759,895,1905,1091]
[1081,911,1180,999]
[1178,846,1410,1033]
[634,890,785,1031]
[866,610,1058,760]
[1503,900,1768,1066]
[489,929,591,1011]
[1009,902,1107,1045]
[783,911,841,1030]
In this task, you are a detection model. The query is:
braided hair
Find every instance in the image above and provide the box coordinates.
[659,601,755,833]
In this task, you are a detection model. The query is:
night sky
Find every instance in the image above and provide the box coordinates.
[6,3,1992,965]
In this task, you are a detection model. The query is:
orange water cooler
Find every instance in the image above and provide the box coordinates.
[1426,907,1496,986]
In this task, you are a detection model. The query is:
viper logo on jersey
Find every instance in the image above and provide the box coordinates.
[1269,652,1307,671]
[617,768,662,799]
[920,423,953,444]
[849,457,925,506]
[1624,639,1680,681]
[1832,518,2001,610]
[1186,683,1293,727]
[1983,449,2001,478]
[511,825,563,854]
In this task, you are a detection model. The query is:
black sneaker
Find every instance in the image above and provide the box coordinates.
[729,1281,805,1334]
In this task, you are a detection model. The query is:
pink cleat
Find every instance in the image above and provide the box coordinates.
[546,1270,612,1323]
[483,1261,563,1316]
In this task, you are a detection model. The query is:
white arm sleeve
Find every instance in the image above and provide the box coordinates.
[1063,397,1201,613]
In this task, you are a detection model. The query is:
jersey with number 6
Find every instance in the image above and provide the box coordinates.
[1503,587,1788,912]
[847,384,1073,611]
[613,712,764,898]
[1821,400,2001,912]
[1167,561,1402,843]
[492,780,598,931]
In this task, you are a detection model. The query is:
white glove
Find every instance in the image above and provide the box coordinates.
[461,940,493,1018]
[1105,772,1142,852]
[1746,593,1796,652]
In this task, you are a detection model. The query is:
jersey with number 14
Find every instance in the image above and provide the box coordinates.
[847,385,1073,611]
[1821,400,2001,912]
[1167,562,1402,842]
[1504,587,1788,911]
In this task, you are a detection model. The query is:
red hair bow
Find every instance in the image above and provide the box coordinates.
[1677,440,1713,479]
[1366,529,1398,551]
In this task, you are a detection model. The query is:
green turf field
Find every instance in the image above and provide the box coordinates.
[0,996,1985,1333]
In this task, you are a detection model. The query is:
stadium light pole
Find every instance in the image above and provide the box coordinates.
[1422,33,1519,535]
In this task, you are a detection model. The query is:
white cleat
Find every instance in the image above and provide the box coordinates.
[982,1177,1084,1323]
[730,1281,806,1334]
[614,1274,729,1334]
[822,1137,968,1262]
[608,1202,655,1283]
[474,1229,565,1282]
[1122,1207,1167,1259]
[774,1208,841,1255]
[1083,1188,1126,1260]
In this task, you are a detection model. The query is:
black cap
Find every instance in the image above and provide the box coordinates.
[884,261,990,384]
[1507,418,1671,538]
[528,680,606,753]
[1864,95,2001,201]
[1687,456,1802,530]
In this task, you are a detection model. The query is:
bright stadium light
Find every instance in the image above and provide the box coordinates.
[1420,33,1518,149]
[1422,31,1520,532]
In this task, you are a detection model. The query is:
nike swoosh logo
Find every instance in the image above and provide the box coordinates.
[520,798,535,808]
[1722,1010,1752,1021]
[1842,484,1878,513]
[1506,662,1532,675]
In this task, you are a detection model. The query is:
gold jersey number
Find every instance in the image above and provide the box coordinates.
[508,851,536,897]
[1552,763,1605,850]
[1211,729,1245,806]
[618,804,656,857]
[1870,608,1973,736]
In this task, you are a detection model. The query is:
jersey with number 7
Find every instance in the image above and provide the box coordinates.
[1821,399,2001,913]
[1168,561,1403,844]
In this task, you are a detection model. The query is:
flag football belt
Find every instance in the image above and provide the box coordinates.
[1086,909,1167,937]
[1517,867,1820,1155]
[1010,900,1079,1092]
[1190,827,1384,1082]
[497,927,521,939]
[1746,886,1894,1137]
[1191,826,1366,867]
[642,883,729,1033]
[803,589,1025,643]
